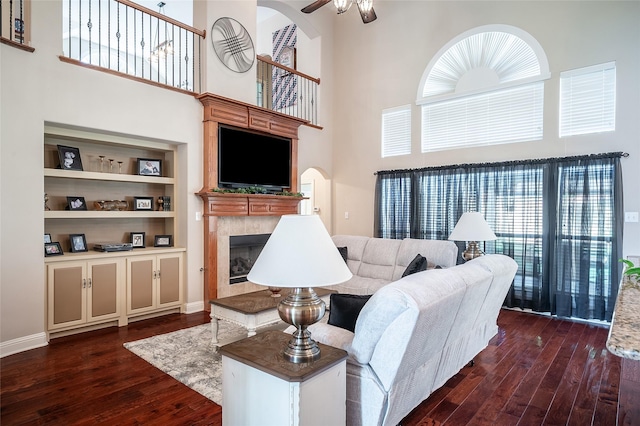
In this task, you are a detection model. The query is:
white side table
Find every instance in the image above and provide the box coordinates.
[220,330,347,426]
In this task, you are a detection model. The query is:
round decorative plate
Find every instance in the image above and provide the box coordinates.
[211,17,255,73]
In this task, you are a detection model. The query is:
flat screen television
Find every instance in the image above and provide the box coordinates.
[218,125,292,192]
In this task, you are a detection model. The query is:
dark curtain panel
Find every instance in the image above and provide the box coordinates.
[374,153,625,321]
[550,156,623,321]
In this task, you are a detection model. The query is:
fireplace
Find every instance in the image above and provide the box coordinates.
[229,234,270,284]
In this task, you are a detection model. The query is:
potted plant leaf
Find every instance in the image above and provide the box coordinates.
[619,259,640,283]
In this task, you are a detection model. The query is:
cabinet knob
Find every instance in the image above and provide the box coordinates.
[88,278,92,288]
[82,279,87,288]
[157,270,161,278]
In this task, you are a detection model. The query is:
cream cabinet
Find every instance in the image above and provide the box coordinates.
[47,258,124,331]
[127,252,183,315]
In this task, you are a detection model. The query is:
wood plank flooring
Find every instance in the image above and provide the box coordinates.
[1,309,638,425]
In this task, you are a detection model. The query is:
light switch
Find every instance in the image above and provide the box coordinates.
[344,211,349,219]
[196,212,202,221]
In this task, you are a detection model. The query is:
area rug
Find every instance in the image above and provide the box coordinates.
[123,321,246,405]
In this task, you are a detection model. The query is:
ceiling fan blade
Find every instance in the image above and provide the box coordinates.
[301,0,332,14]
[357,3,377,24]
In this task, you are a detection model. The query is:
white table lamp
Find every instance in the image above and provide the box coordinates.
[448,212,497,261]
[247,214,352,363]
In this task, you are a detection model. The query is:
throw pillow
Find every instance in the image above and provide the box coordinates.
[327,293,371,332]
[337,246,348,263]
[402,254,428,277]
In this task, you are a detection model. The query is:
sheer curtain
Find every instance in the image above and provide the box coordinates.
[374,153,624,321]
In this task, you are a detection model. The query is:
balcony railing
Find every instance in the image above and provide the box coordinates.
[256,54,320,128]
[61,0,205,94]
[1,0,34,51]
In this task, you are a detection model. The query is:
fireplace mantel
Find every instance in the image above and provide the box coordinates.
[196,93,307,303]
[200,192,305,217]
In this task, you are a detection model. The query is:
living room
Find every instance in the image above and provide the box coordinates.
[1,0,639,424]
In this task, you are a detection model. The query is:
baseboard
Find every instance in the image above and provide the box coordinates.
[184,301,205,314]
[1,332,48,358]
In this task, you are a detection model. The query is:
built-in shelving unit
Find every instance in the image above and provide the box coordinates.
[43,125,184,338]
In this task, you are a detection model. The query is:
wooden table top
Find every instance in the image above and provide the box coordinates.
[219,330,347,382]
[210,287,334,315]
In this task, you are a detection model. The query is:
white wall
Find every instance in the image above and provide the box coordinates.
[330,1,640,259]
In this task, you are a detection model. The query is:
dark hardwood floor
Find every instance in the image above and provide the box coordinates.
[1,309,638,425]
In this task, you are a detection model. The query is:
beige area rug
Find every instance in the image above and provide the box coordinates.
[123,321,246,405]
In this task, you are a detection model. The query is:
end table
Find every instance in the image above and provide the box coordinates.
[220,330,347,426]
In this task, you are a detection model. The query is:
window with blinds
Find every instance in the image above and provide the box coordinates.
[559,62,616,137]
[421,82,544,152]
[382,105,411,157]
[416,26,550,152]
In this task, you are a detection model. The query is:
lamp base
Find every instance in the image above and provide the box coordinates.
[278,287,325,363]
[462,241,485,261]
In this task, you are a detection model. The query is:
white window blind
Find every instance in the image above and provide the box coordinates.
[421,82,544,152]
[382,105,411,157]
[559,62,616,137]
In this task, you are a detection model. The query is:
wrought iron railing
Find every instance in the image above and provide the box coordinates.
[1,0,34,51]
[61,0,205,94]
[256,54,320,127]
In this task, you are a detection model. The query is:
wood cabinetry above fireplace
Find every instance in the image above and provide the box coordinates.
[196,93,307,302]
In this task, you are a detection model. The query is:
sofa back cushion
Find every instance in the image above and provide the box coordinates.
[331,235,370,275]
[392,238,459,281]
[358,238,402,281]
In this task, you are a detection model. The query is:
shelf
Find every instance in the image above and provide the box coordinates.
[44,246,186,263]
[45,211,175,219]
[44,168,174,185]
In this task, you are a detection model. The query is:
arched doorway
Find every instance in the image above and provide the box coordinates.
[300,167,332,233]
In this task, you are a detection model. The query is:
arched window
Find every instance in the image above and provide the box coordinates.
[417,25,550,152]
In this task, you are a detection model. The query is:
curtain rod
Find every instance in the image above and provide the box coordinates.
[374,151,629,175]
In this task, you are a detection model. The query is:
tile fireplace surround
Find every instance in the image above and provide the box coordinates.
[216,216,279,298]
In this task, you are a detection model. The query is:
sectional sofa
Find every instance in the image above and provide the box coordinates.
[307,236,518,426]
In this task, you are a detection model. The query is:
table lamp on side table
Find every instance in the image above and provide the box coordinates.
[448,211,497,261]
[247,214,352,363]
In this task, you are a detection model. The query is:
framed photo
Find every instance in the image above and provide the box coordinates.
[154,235,173,247]
[67,196,87,211]
[133,197,154,211]
[69,234,88,253]
[57,145,83,171]
[137,158,162,177]
[44,242,64,257]
[278,46,296,70]
[130,232,146,248]
[44,233,52,244]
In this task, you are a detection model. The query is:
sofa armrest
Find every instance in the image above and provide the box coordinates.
[284,322,355,352]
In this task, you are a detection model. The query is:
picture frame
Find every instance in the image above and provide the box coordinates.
[57,145,84,171]
[137,158,162,177]
[44,233,52,244]
[154,235,173,247]
[130,232,146,248]
[44,242,64,257]
[133,197,154,211]
[278,46,296,70]
[69,234,88,253]
[67,196,88,211]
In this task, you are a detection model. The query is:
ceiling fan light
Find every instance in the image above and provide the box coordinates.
[334,0,353,14]
[358,0,373,14]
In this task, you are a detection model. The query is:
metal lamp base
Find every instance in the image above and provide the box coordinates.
[462,241,485,261]
[277,287,325,363]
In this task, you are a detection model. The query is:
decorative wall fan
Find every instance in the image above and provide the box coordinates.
[301,0,377,24]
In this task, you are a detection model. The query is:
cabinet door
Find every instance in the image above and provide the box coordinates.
[87,259,122,322]
[48,262,87,330]
[127,256,156,314]
[157,253,182,308]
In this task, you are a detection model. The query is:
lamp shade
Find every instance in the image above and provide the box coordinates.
[247,215,352,288]
[448,212,497,242]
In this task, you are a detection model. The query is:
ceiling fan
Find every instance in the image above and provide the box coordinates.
[301,0,377,24]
